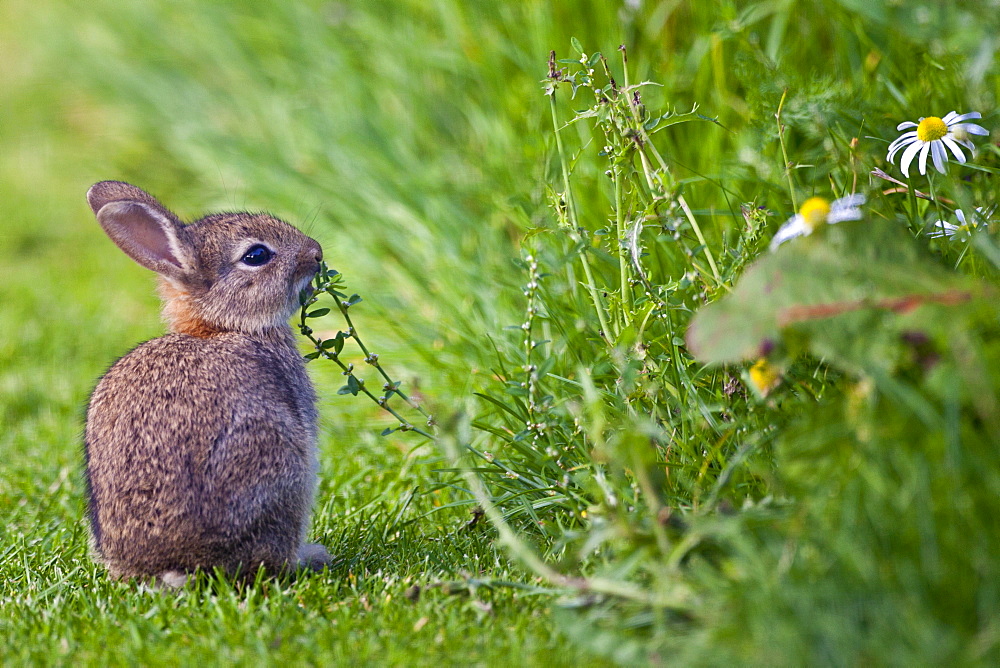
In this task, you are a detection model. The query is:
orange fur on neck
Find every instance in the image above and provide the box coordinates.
[159,281,224,338]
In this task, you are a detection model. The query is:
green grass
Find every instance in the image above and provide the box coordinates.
[3,0,1000,665]
[4,459,587,666]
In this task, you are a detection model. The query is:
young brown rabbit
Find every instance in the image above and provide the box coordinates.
[84,181,331,585]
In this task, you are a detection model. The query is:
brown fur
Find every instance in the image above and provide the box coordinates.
[158,282,225,338]
[84,181,330,583]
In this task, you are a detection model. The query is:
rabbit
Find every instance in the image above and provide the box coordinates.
[84,180,331,585]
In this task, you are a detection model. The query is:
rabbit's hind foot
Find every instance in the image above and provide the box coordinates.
[296,543,332,571]
[158,570,189,589]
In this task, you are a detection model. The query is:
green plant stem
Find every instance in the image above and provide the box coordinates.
[523,252,540,432]
[907,179,920,233]
[927,174,942,233]
[334,298,431,421]
[549,92,614,340]
[677,195,722,286]
[613,168,633,320]
[300,323,435,439]
[659,305,689,447]
[632,457,672,557]
[299,274,435,440]
[776,88,798,212]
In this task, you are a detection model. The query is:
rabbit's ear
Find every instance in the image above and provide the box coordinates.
[93,198,195,280]
[87,180,173,217]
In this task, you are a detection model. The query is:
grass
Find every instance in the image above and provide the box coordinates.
[3,0,1000,665]
[4,458,584,666]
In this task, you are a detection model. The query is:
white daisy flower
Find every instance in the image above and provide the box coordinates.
[887,111,989,177]
[770,194,866,251]
[929,207,990,240]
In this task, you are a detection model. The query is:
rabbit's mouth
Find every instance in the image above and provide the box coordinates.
[291,273,318,314]
[294,273,316,298]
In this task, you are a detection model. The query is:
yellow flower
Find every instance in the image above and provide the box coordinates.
[748,358,781,397]
[770,194,865,251]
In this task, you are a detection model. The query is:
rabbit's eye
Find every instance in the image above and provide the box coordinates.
[241,244,274,267]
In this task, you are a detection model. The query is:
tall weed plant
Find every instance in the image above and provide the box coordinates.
[438,12,1000,667]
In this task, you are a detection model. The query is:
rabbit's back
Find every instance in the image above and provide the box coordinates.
[85,329,318,578]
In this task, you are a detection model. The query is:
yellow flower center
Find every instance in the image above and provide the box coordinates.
[916,116,948,142]
[749,358,781,397]
[799,197,831,231]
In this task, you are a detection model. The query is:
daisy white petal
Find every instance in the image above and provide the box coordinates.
[918,142,932,175]
[930,141,947,173]
[770,215,808,251]
[887,132,918,159]
[951,111,982,123]
[827,194,866,224]
[888,130,918,146]
[942,111,959,123]
[827,209,859,224]
[899,140,923,177]
[976,205,997,220]
[941,136,967,162]
[896,121,918,130]
[928,221,957,238]
[930,208,990,241]
[835,193,866,208]
[955,123,989,136]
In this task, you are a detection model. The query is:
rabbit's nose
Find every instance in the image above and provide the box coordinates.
[308,239,323,263]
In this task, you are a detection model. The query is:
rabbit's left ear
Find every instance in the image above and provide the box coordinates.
[87,180,178,219]
[88,181,196,280]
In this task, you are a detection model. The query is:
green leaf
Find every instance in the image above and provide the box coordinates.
[307,308,330,318]
[504,384,529,398]
[338,375,361,396]
[570,37,584,56]
[647,109,722,134]
[347,294,363,306]
[474,392,527,420]
[686,219,979,373]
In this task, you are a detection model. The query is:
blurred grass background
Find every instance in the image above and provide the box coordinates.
[2,0,999,664]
